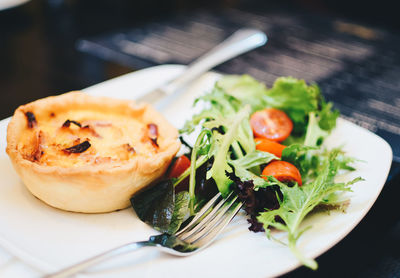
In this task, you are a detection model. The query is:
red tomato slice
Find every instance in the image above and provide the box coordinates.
[250,108,293,142]
[255,138,286,158]
[168,155,191,178]
[262,161,302,186]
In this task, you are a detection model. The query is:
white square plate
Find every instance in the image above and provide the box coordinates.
[0,65,392,277]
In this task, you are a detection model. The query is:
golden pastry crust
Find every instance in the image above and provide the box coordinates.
[6,91,181,213]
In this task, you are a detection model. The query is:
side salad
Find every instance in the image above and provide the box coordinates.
[131,75,362,269]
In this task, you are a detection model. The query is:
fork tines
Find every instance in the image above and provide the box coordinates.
[176,191,242,248]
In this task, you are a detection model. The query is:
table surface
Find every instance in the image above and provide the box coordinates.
[1,1,400,277]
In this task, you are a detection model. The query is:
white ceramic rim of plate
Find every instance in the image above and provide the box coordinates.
[0,0,30,11]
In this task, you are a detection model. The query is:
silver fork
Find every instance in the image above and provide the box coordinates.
[44,192,243,278]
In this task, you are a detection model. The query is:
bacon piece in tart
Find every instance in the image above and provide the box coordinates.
[6,91,180,213]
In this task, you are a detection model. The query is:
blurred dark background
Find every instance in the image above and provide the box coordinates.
[1,0,400,277]
[1,0,399,119]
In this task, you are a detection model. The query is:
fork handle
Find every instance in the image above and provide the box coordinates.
[43,241,154,278]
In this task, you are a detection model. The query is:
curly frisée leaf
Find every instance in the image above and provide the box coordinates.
[281,144,318,182]
[282,143,360,184]
[207,106,252,196]
[304,112,329,147]
[257,150,363,269]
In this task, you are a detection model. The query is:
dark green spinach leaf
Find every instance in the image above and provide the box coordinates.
[168,191,190,234]
[131,180,175,233]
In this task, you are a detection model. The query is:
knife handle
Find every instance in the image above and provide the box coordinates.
[160,28,267,95]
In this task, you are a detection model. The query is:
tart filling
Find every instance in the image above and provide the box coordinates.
[6,91,181,213]
[19,109,162,167]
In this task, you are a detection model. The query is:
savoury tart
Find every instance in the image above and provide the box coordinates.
[6,91,180,213]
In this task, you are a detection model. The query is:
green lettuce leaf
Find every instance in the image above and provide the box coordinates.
[206,106,252,196]
[264,77,319,134]
[229,149,278,189]
[181,84,257,198]
[229,150,278,171]
[318,101,340,131]
[281,144,318,180]
[217,74,269,112]
[257,150,363,269]
[217,75,338,141]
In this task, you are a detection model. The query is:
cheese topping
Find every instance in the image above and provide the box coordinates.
[17,109,159,167]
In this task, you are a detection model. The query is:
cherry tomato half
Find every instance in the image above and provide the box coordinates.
[255,138,286,158]
[250,108,293,142]
[168,155,191,178]
[262,161,302,186]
